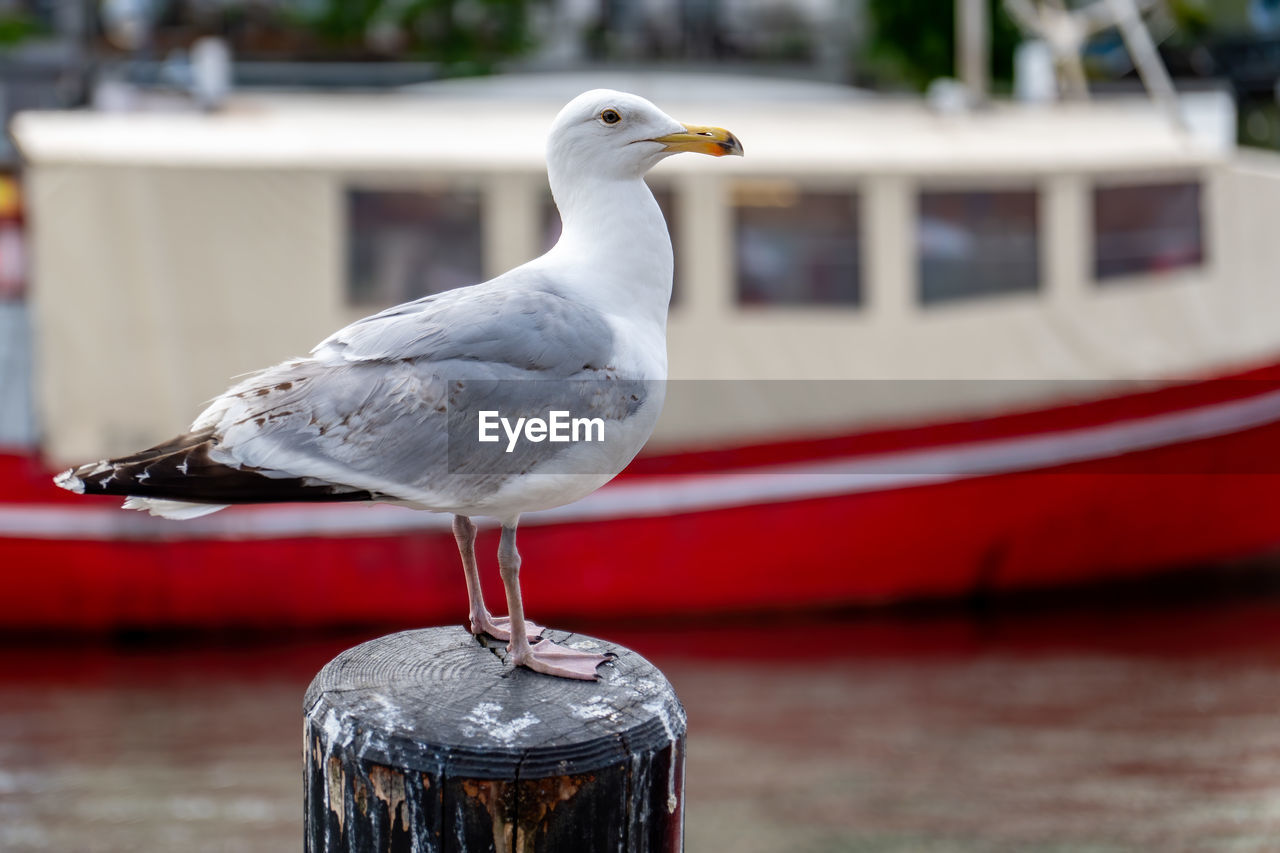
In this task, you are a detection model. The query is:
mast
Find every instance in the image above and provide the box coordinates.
[1002,0,1186,130]
[957,0,991,100]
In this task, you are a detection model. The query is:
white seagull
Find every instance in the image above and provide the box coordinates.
[55,89,743,679]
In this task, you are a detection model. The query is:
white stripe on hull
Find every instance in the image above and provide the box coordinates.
[5,386,1280,541]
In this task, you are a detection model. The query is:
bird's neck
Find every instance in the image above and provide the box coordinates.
[542,175,674,327]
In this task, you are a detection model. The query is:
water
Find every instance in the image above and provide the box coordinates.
[3,590,1280,851]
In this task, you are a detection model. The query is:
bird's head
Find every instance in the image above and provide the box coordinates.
[547,89,743,183]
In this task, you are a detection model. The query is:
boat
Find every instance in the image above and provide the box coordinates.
[6,70,1280,631]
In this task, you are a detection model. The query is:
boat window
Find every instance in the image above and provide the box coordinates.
[1093,182,1203,280]
[734,184,861,306]
[543,184,681,305]
[918,189,1039,305]
[346,187,484,307]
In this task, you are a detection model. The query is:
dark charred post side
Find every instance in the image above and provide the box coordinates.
[303,627,686,853]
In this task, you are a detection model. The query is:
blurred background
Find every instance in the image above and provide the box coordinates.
[7,1,1280,850]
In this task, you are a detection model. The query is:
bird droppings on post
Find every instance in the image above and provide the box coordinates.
[304,627,686,852]
[568,695,624,724]
[460,701,541,746]
[322,708,346,749]
[644,697,684,815]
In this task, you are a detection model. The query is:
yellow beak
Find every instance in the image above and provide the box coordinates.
[650,123,744,157]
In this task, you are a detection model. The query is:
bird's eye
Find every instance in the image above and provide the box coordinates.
[600,108,622,125]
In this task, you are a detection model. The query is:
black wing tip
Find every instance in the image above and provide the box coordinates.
[57,436,381,506]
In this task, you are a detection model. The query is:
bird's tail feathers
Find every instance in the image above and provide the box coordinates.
[121,497,229,520]
[53,428,379,511]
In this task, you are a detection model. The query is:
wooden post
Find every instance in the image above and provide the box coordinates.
[304,627,686,852]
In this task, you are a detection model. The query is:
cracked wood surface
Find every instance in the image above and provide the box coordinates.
[304,626,686,852]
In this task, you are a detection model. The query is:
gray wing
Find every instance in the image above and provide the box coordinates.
[313,270,616,374]
[197,275,651,504]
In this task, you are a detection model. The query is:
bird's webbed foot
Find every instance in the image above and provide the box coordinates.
[469,612,544,643]
[511,636,612,681]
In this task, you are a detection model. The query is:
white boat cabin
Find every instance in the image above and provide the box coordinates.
[14,74,1280,463]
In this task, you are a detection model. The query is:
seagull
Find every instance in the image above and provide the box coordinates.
[54,89,743,680]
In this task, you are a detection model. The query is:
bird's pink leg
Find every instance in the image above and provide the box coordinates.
[497,524,608,680]
[452,514,541,641]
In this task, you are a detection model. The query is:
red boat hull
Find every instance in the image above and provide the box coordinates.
[5,367,1280,631]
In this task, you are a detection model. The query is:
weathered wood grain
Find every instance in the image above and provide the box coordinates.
[304,626,686,852]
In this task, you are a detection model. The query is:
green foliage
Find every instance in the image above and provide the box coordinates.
[296,0,542,69]
[305,0,382,44]
[0,11,41,48]
[866,0,1023,91]
[1166,0,1212,39]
